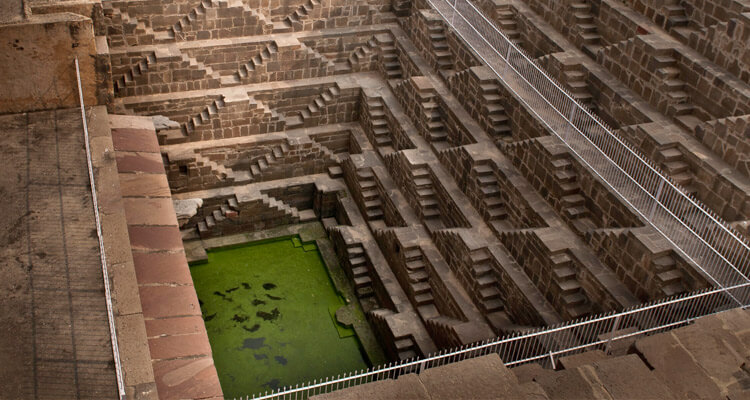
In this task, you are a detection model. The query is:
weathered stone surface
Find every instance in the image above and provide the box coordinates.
[0,13,97,113]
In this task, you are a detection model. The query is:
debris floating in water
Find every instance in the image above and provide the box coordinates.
[232,314,249,323]
[256,308,280,321]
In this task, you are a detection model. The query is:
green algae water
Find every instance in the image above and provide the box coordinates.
[190,237,369,397]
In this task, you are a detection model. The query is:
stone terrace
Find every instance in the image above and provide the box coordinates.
[99,0,750,396]
[312,307,750,400]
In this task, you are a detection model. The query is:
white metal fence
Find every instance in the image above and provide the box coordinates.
[245,282,749,399]
[75,59,126,400]
[241,1,750,398]
[428,0,750,296]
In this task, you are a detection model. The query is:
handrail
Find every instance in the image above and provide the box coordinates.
[75,58,126,400]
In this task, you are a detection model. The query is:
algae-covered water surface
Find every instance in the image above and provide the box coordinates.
[190,237,368,397]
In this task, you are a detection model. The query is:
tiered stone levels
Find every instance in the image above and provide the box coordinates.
[106,0,748,374]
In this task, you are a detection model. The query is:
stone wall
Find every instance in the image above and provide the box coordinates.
[499,230,600,320]
[621,122,750,221]
[165,134,339,192]
[512,4,566,57]
[251,0,394,29]
[687,14,750,84]
[226,39,336,85]
[694,114,750,179]
[439,146,548,230]
[506,136,643,233]
[586,227,709,301]
[597,34,750,121]
[182,93,283,141]
[623,0,750,30]
[114,48,220,97]
[0,13,98,113]
[181,41,271,75]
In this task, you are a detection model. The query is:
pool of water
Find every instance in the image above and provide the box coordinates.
[190,237,369,397]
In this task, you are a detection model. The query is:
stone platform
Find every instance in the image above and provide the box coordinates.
[313,307,750,399]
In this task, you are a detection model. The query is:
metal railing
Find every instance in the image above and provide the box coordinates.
[75,58,126,400]
[428,0,750,297]
[245,282,749,399]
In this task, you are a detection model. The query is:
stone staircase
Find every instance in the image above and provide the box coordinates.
[346,38,378,72]
[355,168,385,221]
[196,195,240,235]
[274,0,320,32]
[115,51,221,97]
[346,243,375,298]
[422,100,450,152]
[495,7,523,46]
[192,152,232,182]
[549,251,593,319]
[653,51,697,119]
[472,162,508,223]
[368,308,423,360]
[376,34,403,85]
[664,1,696,42]
[165,0,215,41]
[285,85,342,129]
[651,254,688,297]
[479,80,513,143]
[552,157,597,235]
[561,64,596,112]
[401,246,437,312]
[196,193,299,237]
[364,97,395,154]
[411,165,442,223]
[249,143,290,178]
[571,1,603,57]
[225,41,278,84]
[657,146,697,195]
[114,51,157,93]
[120,10,165,45]
[470,248,505,314]
[181,97,225,138]
[425,20,454,73]
[164,0,273,40]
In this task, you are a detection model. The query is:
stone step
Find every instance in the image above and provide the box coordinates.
[565,205,589,219]
[558,279,583,295]
[657,269,682,285]
[481,297,505,313]
[415,292,434,306]
[409,270,429,283]
[351,265,369,278]
[413,281,431,295]
[659,147,683,162]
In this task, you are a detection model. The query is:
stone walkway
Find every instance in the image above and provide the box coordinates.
[313,307,750,399]
[0,109,117,399]
[111,114,223,400]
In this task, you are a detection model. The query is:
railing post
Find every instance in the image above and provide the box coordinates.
[648,179,665,220]
[603,315,621,355]
[548,351,556,369]
[451,0,458,25]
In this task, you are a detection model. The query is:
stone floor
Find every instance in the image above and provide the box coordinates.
[313,307,750,400]
[0,108,118,399]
